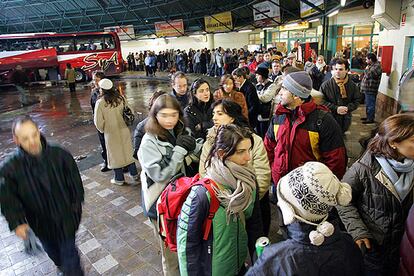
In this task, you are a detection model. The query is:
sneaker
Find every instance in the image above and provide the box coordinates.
[360,117,367,121]
[130,174,140,186]
[362,120,375,124]
[110,178,125,186]
[100,164,110,172]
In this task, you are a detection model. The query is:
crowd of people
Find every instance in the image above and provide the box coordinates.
[1,45,413,276]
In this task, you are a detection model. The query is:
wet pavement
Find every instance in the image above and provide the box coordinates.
[0,71,376,275]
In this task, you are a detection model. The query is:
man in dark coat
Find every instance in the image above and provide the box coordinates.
[232,67,261,129]
[320,58,361,133]
[0,116,84,275]
[170,71,189,110]
[361,53,382,124]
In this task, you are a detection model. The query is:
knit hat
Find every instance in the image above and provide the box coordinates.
[98,78,113,90]
[282,71,313,99]
[277,162,352,246]
[255,67,269,79]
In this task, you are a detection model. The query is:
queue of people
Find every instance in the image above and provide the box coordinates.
[1,45,413,276]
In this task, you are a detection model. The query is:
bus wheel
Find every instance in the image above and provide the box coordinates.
[75,69,86,82]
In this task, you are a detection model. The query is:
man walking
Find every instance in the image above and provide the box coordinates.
[264,71,347,186]
[361,53,382,124]
[320,58,361,133]
[0,116,84,275]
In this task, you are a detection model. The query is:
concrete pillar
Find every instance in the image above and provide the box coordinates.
[207,33,215,49]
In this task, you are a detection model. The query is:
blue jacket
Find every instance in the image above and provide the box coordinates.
[247,221,364,276]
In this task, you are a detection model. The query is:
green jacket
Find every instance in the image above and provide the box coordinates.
[177,183,263,276]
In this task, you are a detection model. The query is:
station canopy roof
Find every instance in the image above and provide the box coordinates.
[0,0,365,38]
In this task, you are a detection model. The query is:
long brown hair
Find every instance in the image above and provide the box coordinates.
[145,94,184,140]
[219,74,235,93]
[102,87,123,108]
[368,113,414,159]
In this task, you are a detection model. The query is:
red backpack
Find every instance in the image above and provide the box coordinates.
[157,173,220,252]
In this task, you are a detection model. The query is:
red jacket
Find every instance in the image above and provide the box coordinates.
[264,100,347,185]
[399,206,414,276]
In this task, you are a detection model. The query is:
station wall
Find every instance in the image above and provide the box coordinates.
[120,32,250,57]
[376,0,413,100]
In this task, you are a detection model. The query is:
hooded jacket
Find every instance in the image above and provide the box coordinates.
[264,100,347,185]
[0,136,84,241]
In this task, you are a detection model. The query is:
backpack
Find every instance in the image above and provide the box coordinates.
[157,173,220,252]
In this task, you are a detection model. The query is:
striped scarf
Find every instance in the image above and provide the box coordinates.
[334,75,349,98]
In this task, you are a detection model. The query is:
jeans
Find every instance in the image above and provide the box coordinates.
[40,237,83,276]
[114,162,138,182]
[97,131,107,165]
[365,93,377,121]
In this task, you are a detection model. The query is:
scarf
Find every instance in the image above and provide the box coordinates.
[375,156,414,201]
[206,156,257,223]
[334,75,349,98]
[316,61,326,72]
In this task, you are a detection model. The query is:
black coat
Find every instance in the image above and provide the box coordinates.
[320,77,361,132]
[240,80,261,128]
[184,99,213,140]
[247,221,363,276]
[0,137,84,241]
[337,151,414,275]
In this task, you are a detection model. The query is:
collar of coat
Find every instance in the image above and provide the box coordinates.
[358,150,410,202]
[275,98,318,118]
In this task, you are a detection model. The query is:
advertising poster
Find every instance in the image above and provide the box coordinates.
[204,11,233,32]
[154,19,184,37]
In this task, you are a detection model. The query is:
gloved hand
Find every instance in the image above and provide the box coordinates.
[176,135,196,152]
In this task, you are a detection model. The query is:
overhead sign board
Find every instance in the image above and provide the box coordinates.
[253,1,280,21]
[154,19,184,37]
[279,22,309,31]
[300,0,324,18]
[204,11,233,32]
[104,25,135,40]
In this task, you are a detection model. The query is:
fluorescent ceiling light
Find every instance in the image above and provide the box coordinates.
[285,23,299,28]
[309,18,319,23]
[238,29,252,33]
[328,10,339,17]
[341,0,346,6]
[167,36,178,39]
[262,27,274,31]
[189,35,203,38]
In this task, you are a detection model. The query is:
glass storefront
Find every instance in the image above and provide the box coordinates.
[335,22,380,70]
[268,28,320,54]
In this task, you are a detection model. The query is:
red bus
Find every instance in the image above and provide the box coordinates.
[0,31,124,84]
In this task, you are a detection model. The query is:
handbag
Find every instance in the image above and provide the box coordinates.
[122,98,135,126]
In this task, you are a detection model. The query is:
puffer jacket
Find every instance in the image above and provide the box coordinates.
[246,221,364,276]
[337,150,414,275]
[184,98,214,140]
[264,100,347,186]
[199,127,271,199]
[138,122,203,219]
[399,206,414,276]
[177,182,263,276]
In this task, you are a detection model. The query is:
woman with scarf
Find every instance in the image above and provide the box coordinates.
[309,55,327,90]
[184,78,214,140]
[199,100,271,235]
[138,94,203,276]
[177,124,263,276]
[320,58,361,133]
[338,113,414,276]
[213,74,248,120]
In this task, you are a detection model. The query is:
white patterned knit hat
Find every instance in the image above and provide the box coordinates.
[277,162,352,246]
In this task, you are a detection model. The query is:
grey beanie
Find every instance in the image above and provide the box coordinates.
[283,71,313,99]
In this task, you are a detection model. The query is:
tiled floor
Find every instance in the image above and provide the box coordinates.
[0,72,378,275]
